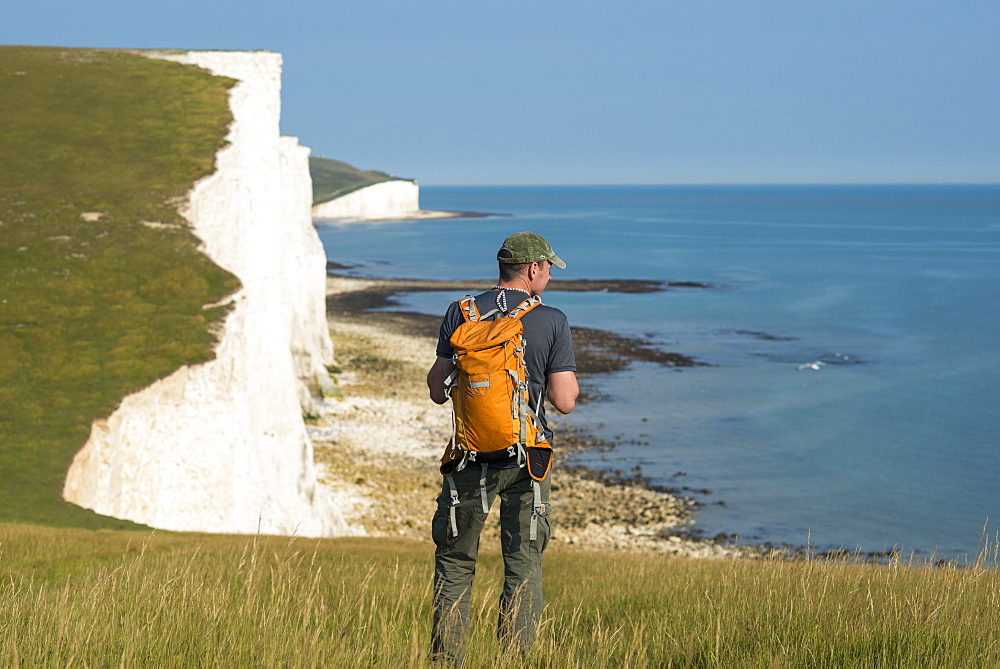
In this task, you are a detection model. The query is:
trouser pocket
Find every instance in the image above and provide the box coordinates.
[432,485,459,548]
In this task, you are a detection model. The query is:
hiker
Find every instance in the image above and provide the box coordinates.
[426,231,579,663]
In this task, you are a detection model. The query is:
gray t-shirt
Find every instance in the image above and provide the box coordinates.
[436,289,576,447]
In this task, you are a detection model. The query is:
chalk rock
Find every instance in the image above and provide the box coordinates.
[312,180,419,220]
[62,51,361,537]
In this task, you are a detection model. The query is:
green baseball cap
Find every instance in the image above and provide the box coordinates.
[497,231,566,269]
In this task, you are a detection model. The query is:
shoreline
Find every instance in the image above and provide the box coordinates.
[313,209,502,224]
[323,267,710,374]
[313,272,768,558]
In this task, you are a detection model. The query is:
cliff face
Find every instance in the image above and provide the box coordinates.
[312,180,420,220]
[62,51,360,537]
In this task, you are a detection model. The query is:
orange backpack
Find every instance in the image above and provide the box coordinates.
[438,293,553,539]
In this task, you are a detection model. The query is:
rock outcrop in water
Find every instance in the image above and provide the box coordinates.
[63,51,362,537]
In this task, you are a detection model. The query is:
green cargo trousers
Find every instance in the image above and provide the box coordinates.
[430,460,551,664]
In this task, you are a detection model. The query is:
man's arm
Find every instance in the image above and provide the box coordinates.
[427,357,456,405]
[546,370,579,414]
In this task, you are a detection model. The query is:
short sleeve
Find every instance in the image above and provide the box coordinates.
[546,310,577,374]
[435,301,463,359]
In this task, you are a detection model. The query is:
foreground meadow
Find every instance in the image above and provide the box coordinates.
[1,523,997,667]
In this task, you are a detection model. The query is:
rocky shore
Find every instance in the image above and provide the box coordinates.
[310,273,766,558]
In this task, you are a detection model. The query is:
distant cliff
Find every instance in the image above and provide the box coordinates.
[63,51,362,537]
[312,180,421,220]
[309,156,407,202]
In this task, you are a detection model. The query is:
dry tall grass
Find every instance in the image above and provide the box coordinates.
[2,523,997,667]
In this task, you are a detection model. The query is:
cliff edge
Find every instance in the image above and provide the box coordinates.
[63,51,361,537]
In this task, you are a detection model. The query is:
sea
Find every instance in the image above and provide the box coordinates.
[315,184,1000,561]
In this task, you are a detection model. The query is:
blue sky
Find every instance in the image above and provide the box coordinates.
[6,1,998,185]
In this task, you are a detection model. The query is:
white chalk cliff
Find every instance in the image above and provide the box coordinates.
[62,51,361,537]
[312,180,420,220]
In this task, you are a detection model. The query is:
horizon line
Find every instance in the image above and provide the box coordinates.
[418,181,1000,188]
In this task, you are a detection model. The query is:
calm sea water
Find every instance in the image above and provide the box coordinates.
[316,185,1000,560]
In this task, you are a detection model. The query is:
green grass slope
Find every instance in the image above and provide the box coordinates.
[0,46,240,528]
[309,155,412,205]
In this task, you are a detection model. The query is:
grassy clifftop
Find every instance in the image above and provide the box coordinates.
[0,46,240,528]
[309,156,412,205]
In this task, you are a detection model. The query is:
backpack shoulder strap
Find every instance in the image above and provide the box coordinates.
[457,295,481,322]
[506,295,543,320]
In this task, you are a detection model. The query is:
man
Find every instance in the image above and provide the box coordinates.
[426,231,579,664]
